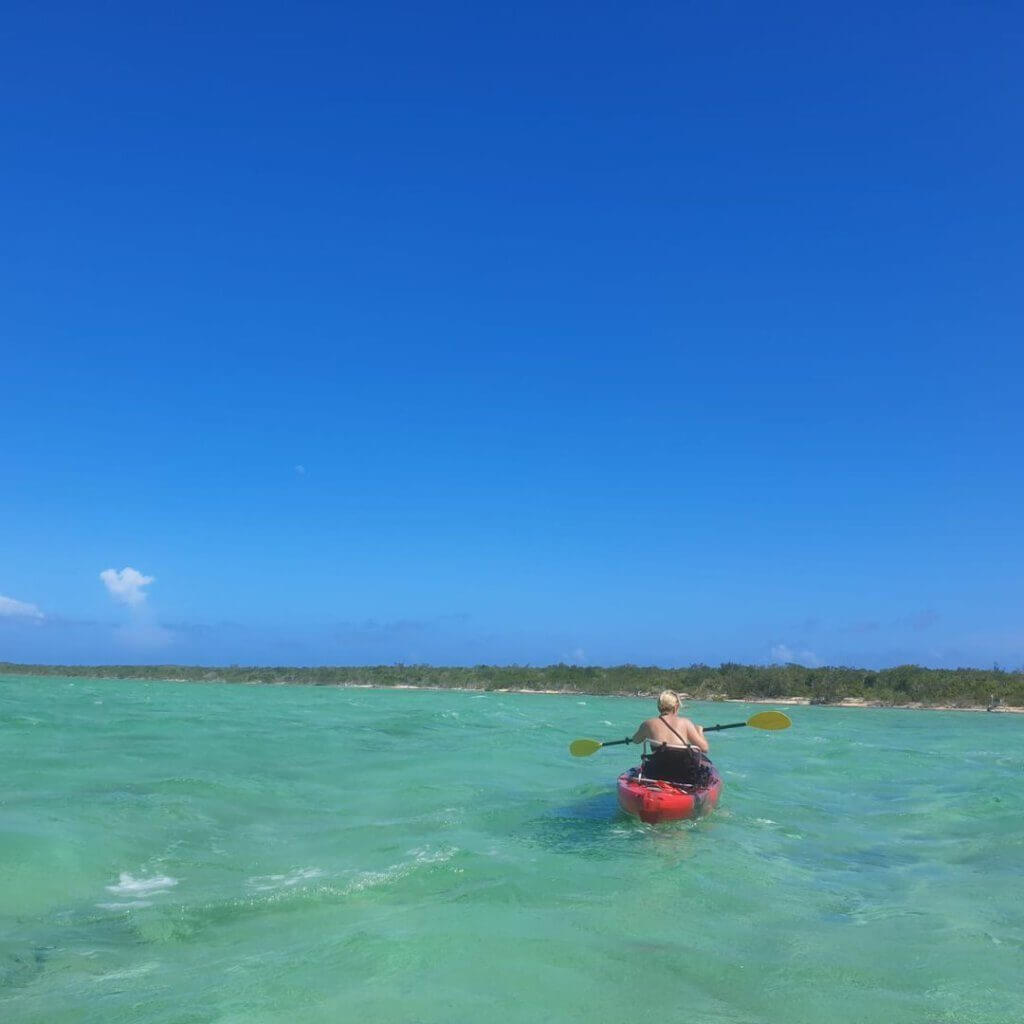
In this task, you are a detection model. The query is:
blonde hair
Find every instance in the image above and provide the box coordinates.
[657,690,680,713]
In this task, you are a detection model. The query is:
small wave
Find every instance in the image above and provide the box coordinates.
[105,873,179,897]
[248,867,325,892]
[91,962,160,982]
[186,847,459,925]
[344,847,456,896]
[96,900,153,910]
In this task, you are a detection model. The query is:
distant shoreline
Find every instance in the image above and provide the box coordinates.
[351,685,1024,713]
[342,684,1024,712]
[318,685,1024,713]
[3,665,1022,713]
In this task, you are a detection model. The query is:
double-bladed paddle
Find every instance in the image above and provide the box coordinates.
[568,710,791,757]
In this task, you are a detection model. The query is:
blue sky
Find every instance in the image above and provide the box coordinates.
[2,1,1022,669]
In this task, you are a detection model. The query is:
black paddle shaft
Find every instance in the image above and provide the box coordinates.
[601,737,633,747]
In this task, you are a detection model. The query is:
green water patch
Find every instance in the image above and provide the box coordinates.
[1,674,1022,1024]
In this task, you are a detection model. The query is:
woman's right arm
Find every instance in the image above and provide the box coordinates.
[687,720,709,752]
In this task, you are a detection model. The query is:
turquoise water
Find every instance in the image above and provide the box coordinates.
[1,674,1021,1023]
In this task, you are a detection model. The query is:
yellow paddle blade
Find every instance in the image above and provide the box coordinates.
[569,738,603,757]
[748,710,792,731]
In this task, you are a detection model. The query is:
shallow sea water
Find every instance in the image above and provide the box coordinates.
[1,673,1021,1023]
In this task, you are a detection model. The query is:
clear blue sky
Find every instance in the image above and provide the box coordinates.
[2,1,1021,669]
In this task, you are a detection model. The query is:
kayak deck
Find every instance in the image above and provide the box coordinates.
[616,761,723,824]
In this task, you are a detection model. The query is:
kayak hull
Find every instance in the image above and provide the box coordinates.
[616,760,723,824]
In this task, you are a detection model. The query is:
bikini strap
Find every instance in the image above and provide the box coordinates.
[658,714,689,746]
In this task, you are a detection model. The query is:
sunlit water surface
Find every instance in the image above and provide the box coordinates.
[1,674,1021,1023]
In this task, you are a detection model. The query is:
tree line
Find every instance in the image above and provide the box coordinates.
[2,661,1022,707]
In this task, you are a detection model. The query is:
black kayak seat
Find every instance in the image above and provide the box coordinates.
[640,743,711,787]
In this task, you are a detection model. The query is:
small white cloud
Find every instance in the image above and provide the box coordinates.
[771,643,821,667]
[0,594,44,620]
[294,464,306,476]
[100,567,155,606]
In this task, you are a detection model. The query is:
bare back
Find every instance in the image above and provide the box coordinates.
[632,713,708,752]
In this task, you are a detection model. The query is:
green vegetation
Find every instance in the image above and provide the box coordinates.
[2,661,1022,707]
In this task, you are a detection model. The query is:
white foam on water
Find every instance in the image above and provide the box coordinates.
[92,961,160,981]
[106,873,179,897]
[343,846,457,896]
[240,848,457,906]
[248,867,326,892]
[96,900,153,910]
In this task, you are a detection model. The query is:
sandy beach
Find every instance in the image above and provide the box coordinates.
[334,682,1024,713]
[9,671,1022,712]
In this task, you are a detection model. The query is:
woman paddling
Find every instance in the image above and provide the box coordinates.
[632,691,710,785]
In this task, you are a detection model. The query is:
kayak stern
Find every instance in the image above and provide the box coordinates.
[616,763,723,824]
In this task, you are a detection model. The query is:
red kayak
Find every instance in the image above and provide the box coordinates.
[617,758,723,824]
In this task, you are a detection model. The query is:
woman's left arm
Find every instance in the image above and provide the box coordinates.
[631,720,652,744]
